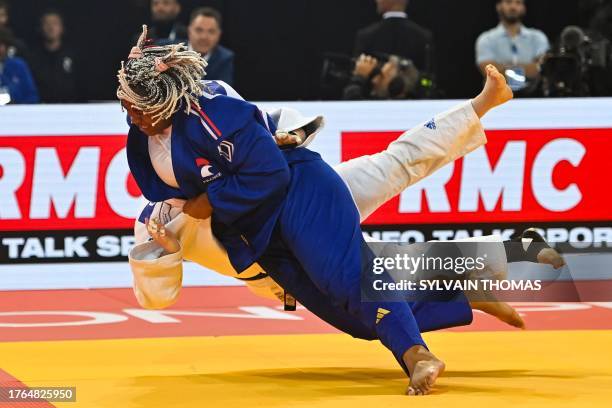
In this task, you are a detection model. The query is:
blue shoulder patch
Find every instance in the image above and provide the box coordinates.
[203,81,227,96]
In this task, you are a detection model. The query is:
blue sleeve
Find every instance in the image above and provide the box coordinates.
[3,59,40,104]
[206,120,290,225]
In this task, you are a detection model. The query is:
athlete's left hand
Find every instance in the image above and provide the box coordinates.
[146,217,180,254]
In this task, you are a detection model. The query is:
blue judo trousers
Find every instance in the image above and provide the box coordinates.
[256,148,473,374]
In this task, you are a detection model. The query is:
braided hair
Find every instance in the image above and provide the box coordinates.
[117,25,208,125]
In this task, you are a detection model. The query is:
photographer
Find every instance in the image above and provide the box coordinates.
[343,54,418,100]
[354,0,433,72]
[541,25,612,96]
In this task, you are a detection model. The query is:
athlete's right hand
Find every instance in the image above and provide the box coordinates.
[274,131,302,147]
[183,193,213,220]
[145,217,180,254]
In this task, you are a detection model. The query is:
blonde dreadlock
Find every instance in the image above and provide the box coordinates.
[117,25,208,125]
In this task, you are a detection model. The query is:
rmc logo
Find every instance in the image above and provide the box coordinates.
[342,128,611,225]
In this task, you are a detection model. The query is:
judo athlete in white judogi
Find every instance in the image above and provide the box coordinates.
[129,80,563,328]
[132,97,491,301]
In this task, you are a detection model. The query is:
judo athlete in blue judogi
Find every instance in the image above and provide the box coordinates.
[130,81,540,339]
[119,26,519,395]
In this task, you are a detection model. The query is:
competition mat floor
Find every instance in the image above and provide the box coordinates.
[0,286,611,407]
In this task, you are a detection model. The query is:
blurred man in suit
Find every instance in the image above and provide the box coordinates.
[135,0,186,43]
[188,7,234,85]
[354,0,434,72]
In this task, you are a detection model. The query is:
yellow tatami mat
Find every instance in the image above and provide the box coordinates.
[1,330,610,407]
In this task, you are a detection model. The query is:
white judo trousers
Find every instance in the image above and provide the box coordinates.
[129,101,507,309]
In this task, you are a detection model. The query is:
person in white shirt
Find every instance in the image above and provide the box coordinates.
[476,0,550,90]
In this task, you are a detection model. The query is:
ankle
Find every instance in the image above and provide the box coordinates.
[403,345,433,367]
[471,95,490,119]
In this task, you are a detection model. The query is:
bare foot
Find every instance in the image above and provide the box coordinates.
[471,301,526,329]
[537,248,566,269]
[521,228,566,270]
[472,64,514,118]
[403,345,445,396]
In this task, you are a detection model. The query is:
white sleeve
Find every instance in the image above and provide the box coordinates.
[132,201,289,306]
[130,201,190,310]
[129,240,183,310]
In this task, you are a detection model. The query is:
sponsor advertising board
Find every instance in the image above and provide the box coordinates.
[1,99,610,286]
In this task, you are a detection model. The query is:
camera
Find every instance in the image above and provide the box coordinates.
[541,25,612,97]
[320,52,436,100]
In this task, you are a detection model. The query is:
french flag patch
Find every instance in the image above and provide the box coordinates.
[192,104,222,140]
[196,157,210,167]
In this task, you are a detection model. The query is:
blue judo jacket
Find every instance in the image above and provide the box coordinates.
[127,83,295,273]
[0,56,40,104]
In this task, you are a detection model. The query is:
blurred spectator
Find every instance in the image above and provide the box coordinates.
[188,7,234,85]
[138,0,186,43]
[343,54,418,100]
[0,0,30,61]
[590,0,612,42]
[476,0,549,90]
[0,0,6,27]
[354,0,434,72]
[0,27,39,104]
[31,10,79,103]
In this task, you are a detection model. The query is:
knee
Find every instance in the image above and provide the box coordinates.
[349,330,378,341]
